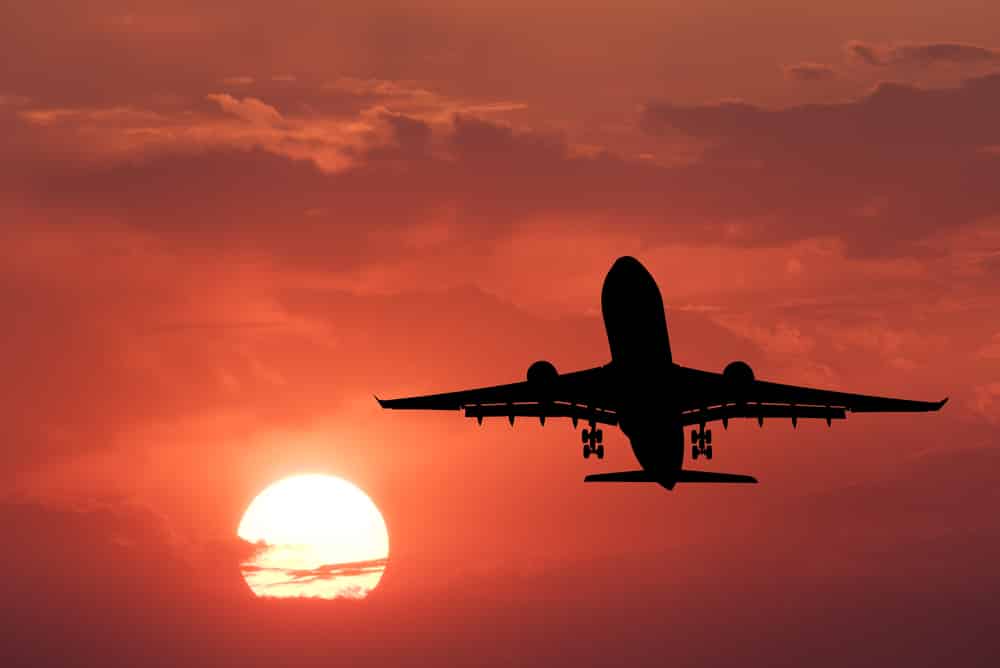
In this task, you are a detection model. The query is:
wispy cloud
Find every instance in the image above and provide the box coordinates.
[783,62,838,82]
[846,40,1000,67]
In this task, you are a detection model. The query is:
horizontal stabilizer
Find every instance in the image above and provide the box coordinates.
[676,469,758,484]
[584,470,758,484]
[584,470,655,483]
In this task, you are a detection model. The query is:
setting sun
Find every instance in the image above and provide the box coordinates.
[237,474,389,599]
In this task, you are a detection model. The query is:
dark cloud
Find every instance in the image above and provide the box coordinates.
[641,73,1000,252]
[783,62,838,82]
[846,40,1000,68]
[0,500,197,603]
[846,40,889,67]
[11,71,999,263]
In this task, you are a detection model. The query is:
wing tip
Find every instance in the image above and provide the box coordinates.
[374,394,388,408]
[937,397,949,410]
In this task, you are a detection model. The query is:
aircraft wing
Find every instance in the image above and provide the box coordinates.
[376,365,618,426]
[675,365,947,427]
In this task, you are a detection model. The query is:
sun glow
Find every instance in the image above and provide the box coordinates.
[238,474,389,599]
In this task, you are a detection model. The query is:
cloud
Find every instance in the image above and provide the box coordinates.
[13,94,439,171]
[10,72,1000,264]
[640,73,1000,251]
[207,93,283,124]
[783,62,838,82]
[11,71,1000,262]
[0,499,196,600]
[261,557,389,584]
[324,77,436,100]
[18,106,168,127]
[846,40,1000,67]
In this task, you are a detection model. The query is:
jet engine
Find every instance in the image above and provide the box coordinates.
[723,360,754,386]
[526,360,558,385]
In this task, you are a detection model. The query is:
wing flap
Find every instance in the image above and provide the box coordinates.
[464,402,618,426]
[682,403,846,427]
[750,379,947,413]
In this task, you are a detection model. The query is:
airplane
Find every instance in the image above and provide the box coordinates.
[376,256,947,490]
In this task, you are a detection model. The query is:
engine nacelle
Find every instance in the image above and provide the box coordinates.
[526,360,558,385]
[723,360,755,386]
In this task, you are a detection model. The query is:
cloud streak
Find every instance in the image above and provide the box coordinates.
[783,62,838,81]
[846,40,1000,67]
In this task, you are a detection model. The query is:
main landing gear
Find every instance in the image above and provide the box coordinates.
[691,424,713,460]
[582,421,604,459]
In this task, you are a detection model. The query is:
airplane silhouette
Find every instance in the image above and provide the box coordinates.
[377,256,947,489]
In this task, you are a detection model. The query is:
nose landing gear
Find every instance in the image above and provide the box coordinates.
[581,422,604,459]
[691,424,713,460]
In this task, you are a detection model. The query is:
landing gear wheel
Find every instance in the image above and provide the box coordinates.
[595,429,603,444]
[692,445,699,460]
[596,444,605,459]
[581,429,590,444]
[583,444,590,459]
[691,430,699,445]
[706,445,713,460]
[705,430,712,445]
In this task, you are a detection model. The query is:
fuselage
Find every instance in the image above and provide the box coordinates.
[601,256,684,489]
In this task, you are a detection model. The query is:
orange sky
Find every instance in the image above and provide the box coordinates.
[3,1,999,665]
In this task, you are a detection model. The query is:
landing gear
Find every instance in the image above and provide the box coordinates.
[690,424,714,460]
[581,421,605,459]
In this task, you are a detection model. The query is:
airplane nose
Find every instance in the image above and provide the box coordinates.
[606,256,642,284]
[610,255,643,273]
[606,256,651,285]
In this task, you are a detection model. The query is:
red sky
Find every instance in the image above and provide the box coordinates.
[3,1,999,665]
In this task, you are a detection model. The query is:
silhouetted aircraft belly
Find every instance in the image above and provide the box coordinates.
[376,256,947,492]
[600,256,681,484]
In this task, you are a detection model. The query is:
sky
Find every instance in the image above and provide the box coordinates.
[3,1,1000,665]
